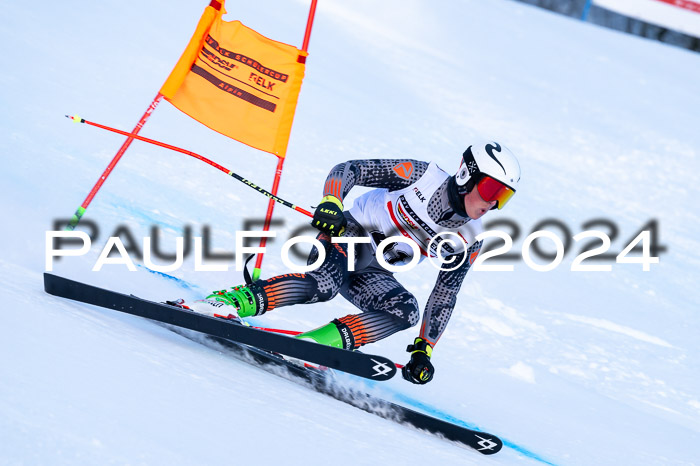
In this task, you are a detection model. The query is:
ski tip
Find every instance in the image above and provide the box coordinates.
[473,433,503,455]
[368,357,397,380]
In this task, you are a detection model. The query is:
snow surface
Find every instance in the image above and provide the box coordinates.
[1,0,699,464]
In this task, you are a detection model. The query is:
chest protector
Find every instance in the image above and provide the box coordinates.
[349,162,483,268]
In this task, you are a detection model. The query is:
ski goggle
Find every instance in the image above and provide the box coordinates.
[475,175,515,209]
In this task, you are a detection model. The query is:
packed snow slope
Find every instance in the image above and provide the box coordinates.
[1,0,699,464]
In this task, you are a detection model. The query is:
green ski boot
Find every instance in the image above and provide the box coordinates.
[206,283,266,318]
[296,319,355,350]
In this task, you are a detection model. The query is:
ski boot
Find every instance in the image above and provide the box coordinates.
[166,283,267,320]
[206,283,266,318]
[295,319,355,351]
[164,297,237,319]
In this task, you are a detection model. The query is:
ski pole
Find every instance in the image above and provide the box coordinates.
[66,115,313,218]
[218,319,405,368]
[65,95,163,230]
[247,324,405,368]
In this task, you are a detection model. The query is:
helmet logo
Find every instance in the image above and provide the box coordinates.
[485,142,507,175]
[459,165,469,179]
[462,146,479,176]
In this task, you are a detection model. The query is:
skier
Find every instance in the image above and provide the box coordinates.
[176,140,521,384]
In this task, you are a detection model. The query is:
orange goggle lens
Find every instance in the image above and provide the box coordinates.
[476,176,515,209]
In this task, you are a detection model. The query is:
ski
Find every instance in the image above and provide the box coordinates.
[182,330,502,455]
[43,273,502,454]
[43,273,396,381]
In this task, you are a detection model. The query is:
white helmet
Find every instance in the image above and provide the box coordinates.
[454,140,521,209]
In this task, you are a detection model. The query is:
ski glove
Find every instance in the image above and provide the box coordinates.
[402,337,434,384]
[312,195,346,237]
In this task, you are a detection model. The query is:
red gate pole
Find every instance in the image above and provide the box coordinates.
[251,0,318,280]
[65,92,164,230]
[68,114,313,217]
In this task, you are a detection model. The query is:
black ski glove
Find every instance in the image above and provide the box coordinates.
[402,337,434,384]
[311,195,346,237]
